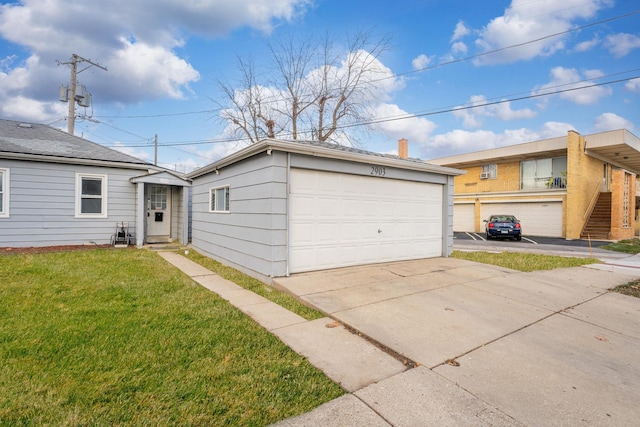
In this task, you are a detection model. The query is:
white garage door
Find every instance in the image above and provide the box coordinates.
[289,169,443,273]
[453,203,475,232]
[481,202,563,237]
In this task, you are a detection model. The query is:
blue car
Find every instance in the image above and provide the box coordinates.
[484,215,522,241]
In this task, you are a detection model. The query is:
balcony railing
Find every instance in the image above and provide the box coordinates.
[455,177,567,194]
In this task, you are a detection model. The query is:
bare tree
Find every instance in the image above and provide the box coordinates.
[216,30,391,144]
[217,57,282,144]
[310,31,391,143]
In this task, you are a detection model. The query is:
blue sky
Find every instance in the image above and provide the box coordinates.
[1,0,638,172]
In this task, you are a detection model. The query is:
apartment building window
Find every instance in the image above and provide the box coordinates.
[521,157,567,190]
[481,164,497,179]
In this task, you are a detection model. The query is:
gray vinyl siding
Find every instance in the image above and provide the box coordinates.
[191,152,288,281]
[0,159,142,247]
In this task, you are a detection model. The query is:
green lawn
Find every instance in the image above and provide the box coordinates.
[0,249,343,426]
[451,250,600,272]
[180,250,323,320]
[601,238,640,254]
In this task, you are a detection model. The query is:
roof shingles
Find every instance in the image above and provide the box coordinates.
[0,118,149,165]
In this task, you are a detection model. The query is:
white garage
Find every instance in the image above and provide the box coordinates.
[453,203,475,232]
[289,169,444,273]
[481,201,563,237]
[188,139,463,282]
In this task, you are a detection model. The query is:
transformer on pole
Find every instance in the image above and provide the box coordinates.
[57,54,107,135]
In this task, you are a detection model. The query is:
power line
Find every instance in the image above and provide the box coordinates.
[347,75,640,130]
[108,73,639,148]
[391,8,640,80]
[90,8,640,122]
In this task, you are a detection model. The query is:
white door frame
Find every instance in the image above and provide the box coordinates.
[146,184,172,243]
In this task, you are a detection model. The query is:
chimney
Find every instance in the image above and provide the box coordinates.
[398,138,408,159]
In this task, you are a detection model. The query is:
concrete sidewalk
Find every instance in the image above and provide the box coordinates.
[158,250,640,426]
[157,251,408,393]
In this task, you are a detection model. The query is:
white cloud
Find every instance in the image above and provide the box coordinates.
[371,103,437,144]
[451,41,468,55]
[593,113,634,132]
[451,21,470,41]
[412,54,432,71]
[604,33,640,58]
[423,121,575,159]
[532,66,612,105]
[0,0,311,123]
[0,95,68,122]
[174,141,247,173]
[473,0,613,65]
[626,78,640,93]
[108,37,200,101]
[453,95,537,128]
[573,36,600,53]
[112,141,153,162]
[538,121,576,138]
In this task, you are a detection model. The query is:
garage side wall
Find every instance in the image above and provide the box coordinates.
[0,159,140,247]
[190,152,288,281]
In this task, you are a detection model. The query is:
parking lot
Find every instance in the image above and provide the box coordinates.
[454,232,611,248]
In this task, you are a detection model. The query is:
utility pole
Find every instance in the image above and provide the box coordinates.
[154,134,158,165]
[58,54,107,135]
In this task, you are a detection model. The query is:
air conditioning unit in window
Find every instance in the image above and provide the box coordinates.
[480,172,490,179]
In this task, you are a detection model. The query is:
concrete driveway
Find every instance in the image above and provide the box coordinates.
[273,257,640,426]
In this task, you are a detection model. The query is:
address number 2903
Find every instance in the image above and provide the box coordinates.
[370,166,386,176]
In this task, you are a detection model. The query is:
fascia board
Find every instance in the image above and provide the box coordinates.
[187,139,465,178]
[0,151,158,171]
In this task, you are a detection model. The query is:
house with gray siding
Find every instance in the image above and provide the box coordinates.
[0,118,191,248]
[187,138,463,283]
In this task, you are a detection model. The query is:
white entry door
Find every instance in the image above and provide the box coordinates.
[289,169,443,273]
[146,185,171,243]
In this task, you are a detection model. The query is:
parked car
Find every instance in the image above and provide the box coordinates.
[484,215,521,241]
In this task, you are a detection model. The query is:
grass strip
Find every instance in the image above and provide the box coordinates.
[612,279,640,298]
[601,238,640,254]
[179,250,324,320]
[0,249,343,426]
[451,250,600,272]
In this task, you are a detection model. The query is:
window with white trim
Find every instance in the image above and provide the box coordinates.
[0,168,8,218]
[481,164,497,179]
[76,173,108,218]
[209,186,230,212]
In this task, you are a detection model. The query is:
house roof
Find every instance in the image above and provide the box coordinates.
[428,129,640,174]
[131,170,192,187]
[0,118,153,168]
[187,138,464,179]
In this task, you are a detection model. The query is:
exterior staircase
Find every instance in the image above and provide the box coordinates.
[581,192,611,240]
